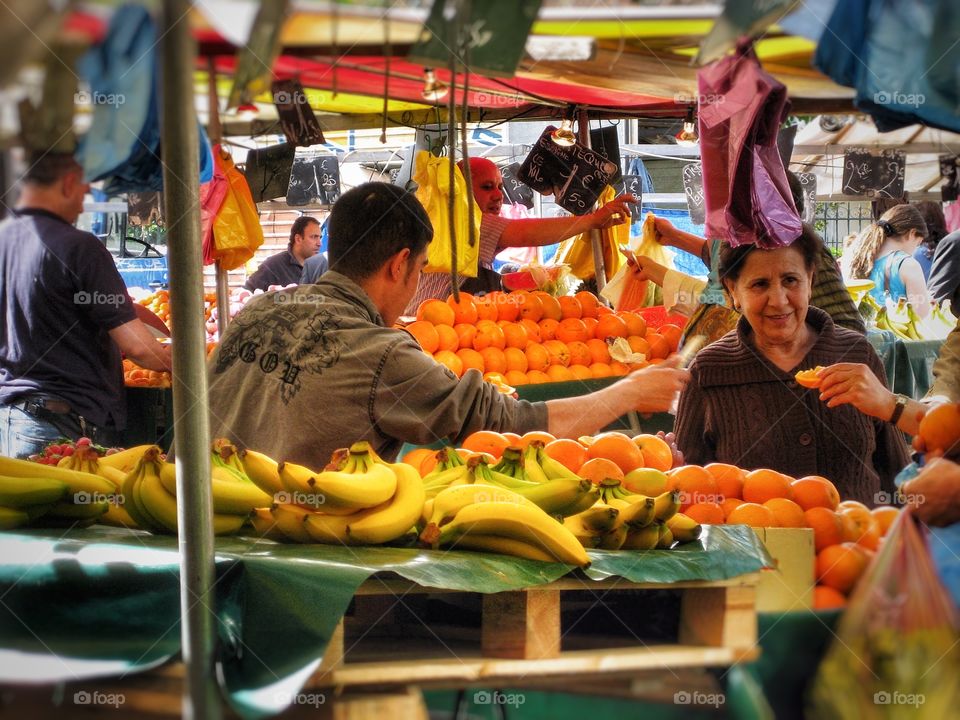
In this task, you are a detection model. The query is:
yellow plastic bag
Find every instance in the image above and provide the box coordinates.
[212,148,264,271]
[600,212,672,309]
[554,185,627,282]
[414,151,480,277]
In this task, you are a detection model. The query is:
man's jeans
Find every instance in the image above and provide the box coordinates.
[0,404,63,459]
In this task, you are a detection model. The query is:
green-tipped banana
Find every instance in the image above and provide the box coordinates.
[619,497,657,528]
[576,505,621,533]
[553,486,602,516]
[561,513,604,548]
[0,454,117,498]
[521,443,550,484]
[622,524,660,550]
[665,512,702,544]
[515,477,595,516]
[653,490,681,522]
[491,447,527,481]
[422,465,471,499]
[46,499,110,520]
[0,475,68,507]
[159,461,273,515]
[0,506,30,529]
[536,445,583,482]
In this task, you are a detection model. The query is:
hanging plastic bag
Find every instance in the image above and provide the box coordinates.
[413,151,480,277]
[809,510,960,718]
[600,213,672,310]
[212,147,264,270]
[555,185,628,282]
[200,147,230,265]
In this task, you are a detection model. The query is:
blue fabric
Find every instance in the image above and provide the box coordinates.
[0,406,62,459]
[913,245,933,281]
[867,251,910,304]
[929,524,960,607]
[639,206,710,278]
[299,252,329,284]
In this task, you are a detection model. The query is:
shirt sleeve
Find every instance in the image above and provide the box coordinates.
[927,235,960,302]
[929,323,960,403]
[75,236,136,330]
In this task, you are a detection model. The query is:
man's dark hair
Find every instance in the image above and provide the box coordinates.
[288,215,319,249]
[23,152,82,186]
[327,182,433,280]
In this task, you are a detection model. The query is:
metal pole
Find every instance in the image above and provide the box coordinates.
[160,2,220,718]
[206,58,231,337]
[578,107,606,293]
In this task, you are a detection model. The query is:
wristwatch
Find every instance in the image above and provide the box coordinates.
[889,394,909,425]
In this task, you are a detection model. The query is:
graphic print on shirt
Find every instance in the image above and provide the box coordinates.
[214,298,344,404]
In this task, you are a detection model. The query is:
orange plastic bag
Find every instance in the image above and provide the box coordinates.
[212,147,264,271]
[554,185,627,282]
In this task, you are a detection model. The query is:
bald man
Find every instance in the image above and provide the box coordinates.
[406,157,635,312]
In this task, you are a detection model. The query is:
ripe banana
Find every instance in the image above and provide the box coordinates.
[622,524,660,550]
[0,475,67,507]
[561,513,604,548]
[0,506,30,529]
[99,503,138,529]
[448,533,558,563]
[97,465,127,489]
[437,501,590,567]
[47,499,110,520]
[665,512,702,544]
[551,486,602,517]
[302,509,355,544]
[96,445,155,472]
[120,454,164,533]
[247,508,288,542]
[0,454,116,497]
[239,448,285,496]
[270,503,314,543]
[576,505,621,533]
[653,490,681,522]
[158,462,273,515]
[347,462,426,544]
[597,524,629,550]
[656,524,675,549]
[521,444,550,484]
[619,497,657,528]
[420,483,532,545]
[137,469,246,536]
[515,477,595,516]
[421,465,471,500]
[280,443,398,512]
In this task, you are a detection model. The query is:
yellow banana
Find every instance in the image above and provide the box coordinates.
[656,524,675,549]
[597,524,629,550]
[158,462,273,515]
[536,446,583,481]
[97,465,127,489]
[521,444,550,484]
[0,506,31,529]
[419,498,434,529]
[0,475,67,507]
[121,457,163,532]
[622,524,660,550]
[138,465,246,536]
[437,501,590,567]
[552,486,602,516]
[302,510,356,544]
[448,533,558,563]
[619,497,657,528]
[96,445,155,472]
[665,512,702,544]
[575,505,621,533]
[0,454,116,497]
[270,503,314,543]
[280,444,397,512]
[561,513,604,548]
[47,499,110,520]
[99,502,138,529]
[653,490,681,522]
[516,477,595,516]
[239,449,285,496]
[247,508,288,542]
[420,483,532,545]
[347,462,425,544]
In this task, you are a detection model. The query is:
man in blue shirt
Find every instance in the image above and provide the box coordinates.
[244,216,321,291]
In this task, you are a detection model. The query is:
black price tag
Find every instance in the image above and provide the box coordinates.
[841,148,906,199]
[501,162,535,208]
[796,171,817,223]
[613,175,643,218]
[682,163,705,225]
[286,152,341,207]
[272,79,326,148]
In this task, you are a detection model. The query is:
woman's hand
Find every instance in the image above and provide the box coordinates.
[625,253,668,286]
[816,362,896,419]
[591,193,636,229]
[900,456,960,527]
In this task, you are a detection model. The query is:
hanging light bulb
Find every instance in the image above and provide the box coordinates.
[421,68,449,102]
[675,107,698,146]
[551,117,576,147]
[235,103,260,121]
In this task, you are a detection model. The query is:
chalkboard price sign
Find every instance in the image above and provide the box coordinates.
[613,175,643,218]
[796,171,817,223]
[682,163,706,225]
[517,126,619,216]
[286,152,341,207]
[939,155,960,202]
[841,148,906,199]
[271,79,325,148]
[501,162,535,208]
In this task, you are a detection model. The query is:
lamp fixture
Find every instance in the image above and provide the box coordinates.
[551,117,576,147]
[421,68,449,102]
[675,106,698,146]
[235,103,260,121]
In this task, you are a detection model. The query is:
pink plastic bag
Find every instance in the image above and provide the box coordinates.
[199,146,229,265]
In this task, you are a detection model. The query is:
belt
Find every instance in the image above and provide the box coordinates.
[11,396,72,415]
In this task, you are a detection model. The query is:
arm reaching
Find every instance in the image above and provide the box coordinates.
[498,193,636,249]
[900,457,960,527]
[653,216,708,258]
[109,319,173,372]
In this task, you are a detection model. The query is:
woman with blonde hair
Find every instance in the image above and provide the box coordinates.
[849,204,931,317]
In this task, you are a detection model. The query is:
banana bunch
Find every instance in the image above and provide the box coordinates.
[0,450,119,529]
[592,480,701,550]
[475,452,599,517]
[918,300,958,341]
[247,442,424,546]
[421,448,471,500]
[876,298,922,341]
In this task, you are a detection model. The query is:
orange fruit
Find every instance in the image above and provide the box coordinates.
[804,507,845,552]
[619,311,647,337]
[534,292,563,321]
[473,320,506,351]
[417,299,456,326]
[871,506,900,537]
[596,304,614,316]
[742,468,794,503]
[516,292,544,323]
[455,348,485,374]
[558,295,582,320]
[454,322,478,350]
[575,291,600,318]
[435,324,459,352]
[609,361,630,375]
[790,476,840,511]
[479,347,507,375]
[579,457,625,485]
[569,364,593,380]
[401,447,435,476]
[633,434,674,472]
[585,338,611,364]
[705,463,745,500]
[567,341,593,367]
[545,365,575,383]
[816,542,869,594]
[503,347,528,373]
[405,320,440,354]
[645,333,671,360]
[461,430,510,459]
[721,497,745,519]
[794,366,824,389]
[685,501,725,525]
[433,350,464,377]
[538,318,560,342]
[594,313,629,340]
[502,432,522,445]
[587,432,645,474]
[726,502,778,528]
[501,322,528,349]
[543,438,589,473]
[589,362,613,378]
[659,324,683,353]
[917,402,960,454]
[525,369,551,384]
[474,294,499,322]
[582,317,598,337]
[525,342,550,372]
[856,523,881,551]
[493,292,520,322]
[543,340,571,367]
[668,465,720,510]
[447,293,479,325]
[763,498,806,528]
[838,501,876,544]
[519,318,542,343]
[519,430,557,449]
[813,585,847,610]
[556,318,590,344]
[505,369,528,386]
[626,335,651,357]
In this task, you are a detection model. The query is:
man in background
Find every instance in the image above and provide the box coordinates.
[245,215,321,291]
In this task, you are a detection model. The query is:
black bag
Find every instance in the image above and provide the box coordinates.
[243,143,295,203]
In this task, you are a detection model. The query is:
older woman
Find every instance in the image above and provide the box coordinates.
[674,229,910,505]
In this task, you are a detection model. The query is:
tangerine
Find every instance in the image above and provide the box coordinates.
[543,438,589,473]
[871,506,900,537]
[659,324,683,353]
[405,320,440,354]
[493,292,520,322]
[538,318,560,342]
[726,502,778,528]
[619,311,647,337]
[763,498,806,528]
[546,365,575,383]
[586,338,612,364]
[534,292,563,321]
[594,313,629,340]
[813,584,847,610]
[525,369,551,384]
[705,462,746,500]
[473,320,506,351]
[589,362,613,378]
[917,402,960,454]
[558,295,583,320]
[480,347,507,375]
[454,322,478,350]
[685,501,725,525]
[790,476,840,511]
[461,430,510,459]
[645,333,671,360]
[503,347,528,373]
[721,497,745,519]
[668,465,720,510]
[579,457,625,485]
[633,434,674,472]
[519,318,542,343]
[435,324,459,352]
[575,291,600,318]
[816,542,868,594]
[501,322,528,349]
[446,293,479,324]
[417,299,455,326]
[525,343,550,372]
[567,341,593,367]
[804,507,845,552]
[474,294,499,322]
[587,432,645,474]
[455,348,485,374]
[626,335,651,357]
[543,340,571,367]
[743,468,794,503]
[504,369,529,386]
[556,318,590,344]
[569,364,593,380]
[516,292,544,322]
[434,350,464,377]
[401,447,435,476]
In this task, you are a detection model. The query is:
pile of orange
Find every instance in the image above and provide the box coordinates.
[406,290,684,387]
[123,358,172,388]
[138,289,218,326]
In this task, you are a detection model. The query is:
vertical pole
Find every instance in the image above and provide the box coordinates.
[578,107,606,292]
[160,3,220,719]
[206,58,230,336]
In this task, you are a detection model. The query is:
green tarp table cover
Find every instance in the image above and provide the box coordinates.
[866,329,942,401]
[0,524,770,719]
